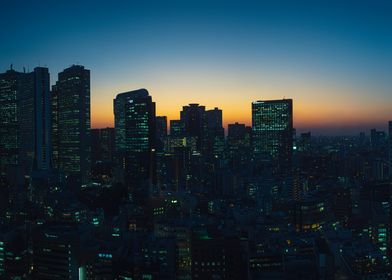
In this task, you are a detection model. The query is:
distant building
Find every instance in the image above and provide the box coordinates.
[205,107,225,158]
[227,122,252,168]
[389,121,392,179]
[52,65,91,184]
[170,120,186,137]
[156,116,167,152]
[91,128,115,163]
[298,132,311,153]
[252,99,293,173]
[0,69,19,174]
[113,89,156,198]
[370,128,386,149]
[180,104,206,152]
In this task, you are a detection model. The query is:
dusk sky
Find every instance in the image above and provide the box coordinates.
[1,0,392,135]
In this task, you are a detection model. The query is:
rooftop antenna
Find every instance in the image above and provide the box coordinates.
[23,67,26,73]
[10,64,13,70]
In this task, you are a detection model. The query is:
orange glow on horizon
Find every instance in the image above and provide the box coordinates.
[90,80,391,132]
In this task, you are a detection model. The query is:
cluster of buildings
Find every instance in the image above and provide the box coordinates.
[0,64,391,279]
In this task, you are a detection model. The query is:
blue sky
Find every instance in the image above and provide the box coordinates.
[1,0,392,134]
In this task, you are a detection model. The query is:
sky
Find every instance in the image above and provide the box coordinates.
[1,0,392,135]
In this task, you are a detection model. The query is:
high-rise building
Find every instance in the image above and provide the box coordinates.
[371,128,386,149]
[227,122,252,168]
[389,121,392,179]
[180,104,206,152]
[156,116,167,152]
[298,132,311,153]
[0,69,21,175]
[91,128,115,163]
[205,107,224,158]
[53,65,91,184]
[170,120,186,137]
[0,67,51,182]
[252,99,293,173]
[113,89,156,196]
[31,67,52,171]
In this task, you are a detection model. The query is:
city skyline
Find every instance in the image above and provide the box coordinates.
[1,2,392,277]
[1,1,392,135]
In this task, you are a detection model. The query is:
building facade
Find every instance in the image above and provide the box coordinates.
[252,99,293,173]
[52,65,91,184]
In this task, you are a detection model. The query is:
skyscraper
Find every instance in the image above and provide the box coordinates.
[0,67,51,183]
[53,65,91,184]
[156,116,167,152]
[389,121,392,179]
[113,89,156,196]
[91,128,115,164]
[205,107,224,158]
[180,104,206,152]
[170,120,186,137]
[0,69,20,176]
[31,67,52,171]
[252,99,293,173]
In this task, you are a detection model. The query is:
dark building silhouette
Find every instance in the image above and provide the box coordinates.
[156,116,167,152]
[91,128,115,163]
[298,132,311,153]
[370,128,386,149]
[32,225,80,279]
[227,122,252,168]
[252,99,293,173]
[52,65,91,184]
[180,104,206,152]
[191,231,249,280]
[170,120,186,137]
[113,89,156,198]
[205,107,225,158]
[389,121,392,179]
[0,67,51,185]
[0,69,19,175]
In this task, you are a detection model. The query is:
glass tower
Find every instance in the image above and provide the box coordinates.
[0,67,51,181]
[53,65,91,184]
[252,99,293,172]
[114,89,156,192]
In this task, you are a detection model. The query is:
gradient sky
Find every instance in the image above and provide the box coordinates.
[1,0,392,135]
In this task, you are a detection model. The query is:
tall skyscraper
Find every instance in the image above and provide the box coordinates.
[0,67,51,183]
[252,99,293,173]
[53,65,91,184]
[205,107,224,158]
[113,89,156,196]
[389,121,392,179]
[0,69,20,175]
[180,104,206,152]
[31,67,52,171]
[156,116,167,152]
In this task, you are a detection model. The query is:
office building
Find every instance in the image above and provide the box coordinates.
[91,128,115,163]
[389,121,392,179]
[180,104,206,152]
[52,65,91,184]
[113,89,156,197]
[170,120,186,137]
[156,116,167,152]
[252,99,293,173]
[205,107,224,158]
[0,67,51,183]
